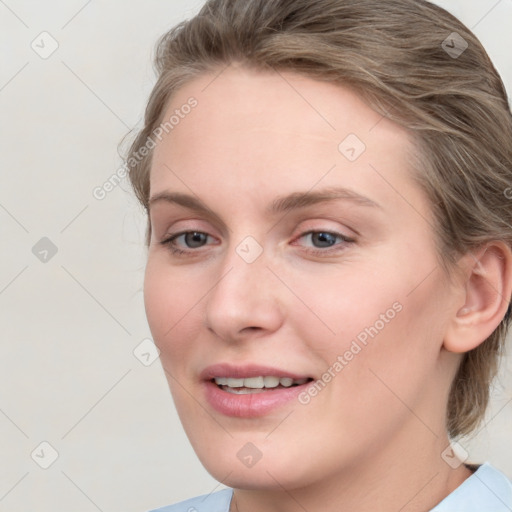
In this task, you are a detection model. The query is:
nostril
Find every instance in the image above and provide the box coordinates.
[241,326,261,333]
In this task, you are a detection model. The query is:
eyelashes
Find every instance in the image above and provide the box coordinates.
[159,230,356,257]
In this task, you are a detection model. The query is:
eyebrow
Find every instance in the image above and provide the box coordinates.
[148,186,381,219]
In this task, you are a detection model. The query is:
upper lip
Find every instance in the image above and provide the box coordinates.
[200,363,312,381]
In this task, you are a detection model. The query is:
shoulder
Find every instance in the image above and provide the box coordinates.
[147,488,234,512]
[432,463,512,511]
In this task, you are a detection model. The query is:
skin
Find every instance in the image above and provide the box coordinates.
[143,64,496,512]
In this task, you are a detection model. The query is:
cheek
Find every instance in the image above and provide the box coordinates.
[143,257,203,363]
[327,273,450,429]
[284,263,403,356]
[287,256,445,395]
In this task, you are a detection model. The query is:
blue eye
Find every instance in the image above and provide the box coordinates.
[294,231,354,253]
[305,232,338,247]
[177,232,209,248]
[161,231,213,255]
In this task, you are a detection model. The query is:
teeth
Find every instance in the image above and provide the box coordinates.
[244,377,264,388]
[213,376,308,389]
[263,376,280,388]
[227,378,244,387]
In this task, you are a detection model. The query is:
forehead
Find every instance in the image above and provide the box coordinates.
[150,65,421,215]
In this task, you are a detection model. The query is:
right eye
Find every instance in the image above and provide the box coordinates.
[160,231,216,256]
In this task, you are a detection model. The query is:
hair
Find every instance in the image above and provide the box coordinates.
[125,0,512,438]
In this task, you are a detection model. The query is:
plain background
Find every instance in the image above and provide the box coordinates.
[1,1,511,511]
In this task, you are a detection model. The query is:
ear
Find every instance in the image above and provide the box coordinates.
[443,242,512,354]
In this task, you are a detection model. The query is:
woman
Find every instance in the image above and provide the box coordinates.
[126,0,512,510]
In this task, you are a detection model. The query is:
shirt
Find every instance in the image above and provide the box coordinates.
[148,462,512,512]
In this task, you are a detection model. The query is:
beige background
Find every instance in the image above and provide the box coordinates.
[1,1,511,511]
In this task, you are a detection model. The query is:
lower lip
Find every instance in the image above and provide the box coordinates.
[204,380,311,417]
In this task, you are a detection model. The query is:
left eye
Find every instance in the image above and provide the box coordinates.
[299,231,340,248]
[295,231,353,250]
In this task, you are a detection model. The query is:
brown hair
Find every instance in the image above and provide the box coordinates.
[125,0,512,438]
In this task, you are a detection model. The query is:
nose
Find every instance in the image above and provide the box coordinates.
[204,241,284,343]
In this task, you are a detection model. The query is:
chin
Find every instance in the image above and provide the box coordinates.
[190,437,322,491]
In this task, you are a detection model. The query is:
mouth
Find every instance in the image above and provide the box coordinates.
[212,376,313,394]
[201,364,315,417]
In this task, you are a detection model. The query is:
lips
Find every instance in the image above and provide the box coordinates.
[200,363,311,381]
[201,363,314,417]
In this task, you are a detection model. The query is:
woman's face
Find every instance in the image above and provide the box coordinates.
[144,65,461,490]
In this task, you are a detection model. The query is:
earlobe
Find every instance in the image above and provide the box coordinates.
[444,242,512,354]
